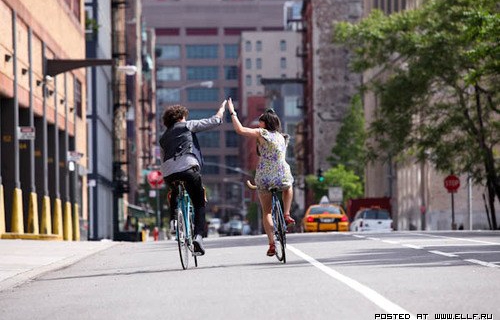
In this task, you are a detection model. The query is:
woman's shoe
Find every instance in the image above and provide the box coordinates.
[267,243,276,256]
[284,215,296,227]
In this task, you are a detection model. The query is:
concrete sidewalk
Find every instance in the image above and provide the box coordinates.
[0,239,118,292]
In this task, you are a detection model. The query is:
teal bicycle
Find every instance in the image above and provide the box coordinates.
[246,180,287,263]
[172,181,198,270]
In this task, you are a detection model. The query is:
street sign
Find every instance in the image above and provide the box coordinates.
[328,187,343,202]
[147,170,164,189]
[67,151,83,162]
[17,126,35,140]
[444,175,460,193]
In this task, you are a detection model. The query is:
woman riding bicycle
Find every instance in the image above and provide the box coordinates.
[226,97,295,256]
[159,102,225,256]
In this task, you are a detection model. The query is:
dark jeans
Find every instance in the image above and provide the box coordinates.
[165,167,206,237]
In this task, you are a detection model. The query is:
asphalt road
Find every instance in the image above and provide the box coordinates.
[0,231,499,320]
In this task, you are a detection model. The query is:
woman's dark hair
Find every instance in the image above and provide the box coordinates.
[162,105,189,129]
[258,108,281,132]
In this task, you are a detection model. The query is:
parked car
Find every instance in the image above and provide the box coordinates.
[350,208,393,232]
[301,204,349,232]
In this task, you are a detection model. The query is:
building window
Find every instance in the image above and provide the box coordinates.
[256,40,262,52]
[224,44,239,59]
[225,155,240,174]
[281,74,287,78]
[189,109,215,120]
[156,45,180,60]
[224,87,238,101]
[202,156,220,174]
[186,45,218,59]
[280,40,286,51]
[187,88,219,102]
[246,75,252,86]
[186,66,218,80]
[284,96,301,117]
[157,88,180,103]
[256,58,262,70]
[197,131,220,148]
[280,57,287,69]
[256,75,262,85]
[245,41,252,52]
[186,28,218,36]
[155,28,180,36]
[75,79,82,118]
[224,66,238,80]
[245,58,252,69]
[225,131,239,148]
[157,67,181,81]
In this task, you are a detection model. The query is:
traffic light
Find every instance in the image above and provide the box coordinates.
[317,168,325,182]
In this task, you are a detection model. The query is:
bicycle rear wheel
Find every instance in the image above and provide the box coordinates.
[274,201,286,263]
[176,210,189,270]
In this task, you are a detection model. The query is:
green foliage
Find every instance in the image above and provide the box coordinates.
[333,0,500,227]
[306,165,364,204]
[328,94,367,180]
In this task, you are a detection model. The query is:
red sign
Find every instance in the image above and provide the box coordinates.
[444,175,460,193]
[147,170,164,189]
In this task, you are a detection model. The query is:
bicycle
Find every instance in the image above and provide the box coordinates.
[172,181,198,270]
[246,180,287,263]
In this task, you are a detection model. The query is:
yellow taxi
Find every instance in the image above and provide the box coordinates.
[301,204,349,232]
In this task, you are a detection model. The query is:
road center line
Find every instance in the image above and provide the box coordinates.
[413,233,500,246]
[288,245,417,319]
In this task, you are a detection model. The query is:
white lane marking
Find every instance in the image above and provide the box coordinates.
[367,237,380,241]
[428,250,458,258]
[450,250,500,255]
[403,244,423,250]
[352,235,366,238]
[463,259,499,268]
[381,240,400,245]
[413,233,500,246]
[288,245,417,319]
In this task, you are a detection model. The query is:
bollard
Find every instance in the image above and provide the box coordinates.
[40,196,52,234]
[0,184,5,235]
[11,188,24,234]
[27,192,39,234]
[73,203,80,241]
[53,198,63,238]
[63,201,73,241]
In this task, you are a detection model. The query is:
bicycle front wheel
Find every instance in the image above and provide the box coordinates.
[176,211,189,270]
[274,202,286,263]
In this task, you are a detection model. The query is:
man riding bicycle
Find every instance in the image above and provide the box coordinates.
[159,102,225,255]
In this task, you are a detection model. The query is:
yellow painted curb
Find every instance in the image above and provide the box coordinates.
[28,192,39,234]
[40,196,52,234]
[1,232,62,240]
[0,184,5,235]
[73,203,80,241]
[63,201,73,241]
[11,188,24,234]
[53,198,63,237]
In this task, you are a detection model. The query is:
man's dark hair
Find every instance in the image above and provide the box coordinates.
[162,105,189,129]
[258,108,281,132]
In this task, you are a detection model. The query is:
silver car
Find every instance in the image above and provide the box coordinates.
[350,208,393,232]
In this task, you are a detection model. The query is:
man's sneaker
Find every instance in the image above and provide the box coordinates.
[193,234,205,256]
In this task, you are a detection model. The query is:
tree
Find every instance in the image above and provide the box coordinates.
[333,0,499,229]
[328,94,367,180]
[306,165,364,204]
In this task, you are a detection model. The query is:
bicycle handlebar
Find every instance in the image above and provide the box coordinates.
[246,180,257,190]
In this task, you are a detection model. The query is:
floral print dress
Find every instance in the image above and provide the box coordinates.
[255,128,294,191]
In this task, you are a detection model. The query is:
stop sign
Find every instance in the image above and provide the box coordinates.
[444,175,460,193]
[147,170,164,189]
